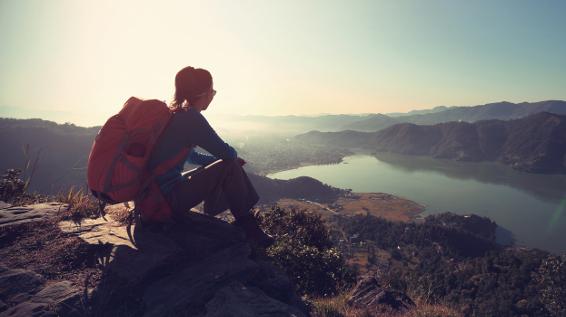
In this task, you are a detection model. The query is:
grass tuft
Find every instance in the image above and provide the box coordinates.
[310,290,463,317]
[56,187,102,224]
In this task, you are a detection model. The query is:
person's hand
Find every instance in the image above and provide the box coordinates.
[237,157,246,166]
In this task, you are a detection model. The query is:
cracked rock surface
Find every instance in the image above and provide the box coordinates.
[1,203,307,317]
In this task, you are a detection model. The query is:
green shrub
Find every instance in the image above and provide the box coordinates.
[0,169,26,202]
[0,169,48,204]
[258,206,356,297]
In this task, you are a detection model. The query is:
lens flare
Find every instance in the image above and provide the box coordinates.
[547,197,566,233]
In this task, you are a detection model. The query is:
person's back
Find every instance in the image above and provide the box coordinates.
[149,108,236,193]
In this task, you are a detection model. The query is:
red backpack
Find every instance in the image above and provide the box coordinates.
[87,97,188,222]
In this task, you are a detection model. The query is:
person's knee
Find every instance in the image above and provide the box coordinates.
[222,158,241,170]
[207,158,240,171]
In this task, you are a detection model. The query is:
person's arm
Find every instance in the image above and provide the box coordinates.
[187,110,238,161]
[186,148,218,166]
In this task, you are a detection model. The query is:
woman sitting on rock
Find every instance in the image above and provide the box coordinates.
[147,66,273,247]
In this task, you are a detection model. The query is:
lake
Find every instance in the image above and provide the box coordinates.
[268,153,566,254]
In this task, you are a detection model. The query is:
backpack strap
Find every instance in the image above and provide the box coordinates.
[127,147,191,246]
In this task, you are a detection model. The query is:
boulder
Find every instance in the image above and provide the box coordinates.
[0,265,46,302]
[66,210,307,316]
[0,265,82,317]
[205,282,305,317]
[0,203,63,228]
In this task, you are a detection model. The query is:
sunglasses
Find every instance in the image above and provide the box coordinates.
[194,89,216,98]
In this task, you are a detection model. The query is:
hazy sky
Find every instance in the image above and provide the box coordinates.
[1,0,566,126]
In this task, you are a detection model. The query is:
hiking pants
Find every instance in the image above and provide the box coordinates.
[165,159,259,220]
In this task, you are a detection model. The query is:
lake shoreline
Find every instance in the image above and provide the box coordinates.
[267,153,566,254]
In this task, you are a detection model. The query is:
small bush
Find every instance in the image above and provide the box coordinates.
[0,169,26,202]
[0,145,43,203]
[0,169,48,205]
[258,206,356,297]
[56,187,102,224]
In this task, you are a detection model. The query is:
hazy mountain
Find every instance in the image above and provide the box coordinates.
[2,99,565,190]
[296,112,566,173]
[404,100,566,125]
[339,114,401,132]
[210,113,371,135]
[386,105,454,117]
[0,118,100,134]
[6,100,565,136]
[345,100,566,131]
[0,118,98,193]
[0,118,348,200]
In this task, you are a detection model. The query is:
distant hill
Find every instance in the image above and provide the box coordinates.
[340,114,401,132]
[216,100,566,134]
[248,173,347,204]
[345,100,566,131]
[386,105,454,117]
[296,112,566,173]
[0,118,98,193]
[404,100,566,125]
[211,113,371,134]
[235,100,566,133]
[0,118,347,201]
[0,118,100,134]
[2,99,565,188]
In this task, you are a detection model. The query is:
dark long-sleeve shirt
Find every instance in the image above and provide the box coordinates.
[148,108,237,194]
[187,148,218,166]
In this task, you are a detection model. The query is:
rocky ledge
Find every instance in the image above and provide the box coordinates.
[0,203,307,316]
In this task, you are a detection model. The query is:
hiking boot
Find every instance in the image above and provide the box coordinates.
[233,215,275,248]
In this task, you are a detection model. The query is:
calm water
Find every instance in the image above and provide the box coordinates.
[268,153,566,254]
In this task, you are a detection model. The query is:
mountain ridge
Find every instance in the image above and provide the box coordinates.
[297,112,566,173]
[3,99,564,132]
[343,100,566,131]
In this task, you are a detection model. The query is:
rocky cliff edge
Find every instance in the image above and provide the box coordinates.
[0,202,307,316]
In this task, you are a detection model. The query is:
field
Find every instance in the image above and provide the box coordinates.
[274,192,424,223]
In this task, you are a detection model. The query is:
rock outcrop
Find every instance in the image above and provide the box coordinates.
[347,276,415,314]
[0,265,82,317]
[1,203,307,316]
[0,202,62,228]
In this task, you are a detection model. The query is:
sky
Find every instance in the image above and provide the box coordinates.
[1,0,566,127]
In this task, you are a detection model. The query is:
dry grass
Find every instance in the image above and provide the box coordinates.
[0,218,105,286]
[275,198,337,221]
[346,252,370,275]
[54,187,136,227]
[311,292,372,317]
[310,290,463,317]
[401,303,462,317]
[104,202,134,224]
[275,192,425,225]
[335,193,424,222]
[56,187,103,224]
